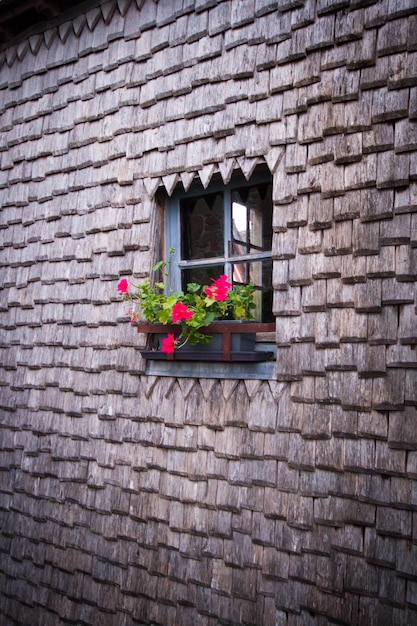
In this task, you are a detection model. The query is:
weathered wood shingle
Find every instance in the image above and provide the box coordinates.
[1,1,416,625]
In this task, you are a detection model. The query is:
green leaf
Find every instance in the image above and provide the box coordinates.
[162,295,178,310]
[157,309,171,323]
[186,282,201,293]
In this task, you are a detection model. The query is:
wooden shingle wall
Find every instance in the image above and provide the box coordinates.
[0,0,416,624]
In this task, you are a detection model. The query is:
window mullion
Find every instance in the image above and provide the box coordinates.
[165,197,182,292]
[177,250,271,268]
[224,187,232,279]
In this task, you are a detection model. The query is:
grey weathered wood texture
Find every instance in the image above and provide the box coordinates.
[0,0,416,624]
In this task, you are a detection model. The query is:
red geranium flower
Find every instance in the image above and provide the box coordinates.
[117,278,129,294]
[204,274,231,302]
[161,333,176,354]
[171,302,194,323]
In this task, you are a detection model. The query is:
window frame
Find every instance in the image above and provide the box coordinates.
[165,169,273,314]
[139,168,276,379]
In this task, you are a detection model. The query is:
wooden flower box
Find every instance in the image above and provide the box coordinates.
[136,321,275,362]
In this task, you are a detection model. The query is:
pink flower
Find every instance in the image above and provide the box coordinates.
[161,333,176,354]
[117,278,129,294]
[204,274,231,302]
[171,302,194,323]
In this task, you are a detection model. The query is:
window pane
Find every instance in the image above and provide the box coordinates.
[181,192,224,260]
[231,259,273,322]
[231,183,272,256]
[181,265,225,290]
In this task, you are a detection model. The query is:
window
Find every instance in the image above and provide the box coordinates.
[165,168,274,323]
[143,167,276,379]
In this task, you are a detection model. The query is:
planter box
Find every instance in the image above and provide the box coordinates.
[136,321,275,362]
[177,320,256,353]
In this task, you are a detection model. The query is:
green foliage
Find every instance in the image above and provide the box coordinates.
[119,250,257,352]
[227,283,257,320]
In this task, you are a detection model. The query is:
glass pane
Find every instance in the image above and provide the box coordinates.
[231,182,272,256]
[181,192,224,260]
[231,259,274,322]
[181,265,225,291]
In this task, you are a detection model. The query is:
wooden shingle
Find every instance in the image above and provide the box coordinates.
[0,1,416,624]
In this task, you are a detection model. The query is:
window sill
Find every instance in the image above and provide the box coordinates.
[144,357,276,380]
[137,322,276,379]
[140,349,273,362]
